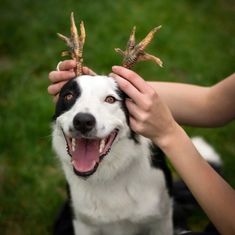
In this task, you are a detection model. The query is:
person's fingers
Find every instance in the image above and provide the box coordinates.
[47,81,67,96]
[53,94,59,103]
[109,73,145,107]
[82,66,97,76]
[125,99,143,121]
[48,68,96,85]
[56,60,97,75]
[112,66,150,93]
[128,115,140,133]
[57,60,76,71]
[48,71,76,83]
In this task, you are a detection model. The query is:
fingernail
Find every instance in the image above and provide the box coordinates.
[109,73,117,78]
[112,65,119,71]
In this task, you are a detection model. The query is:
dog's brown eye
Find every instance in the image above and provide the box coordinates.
[105,96,116,104]
[64,93,74,101]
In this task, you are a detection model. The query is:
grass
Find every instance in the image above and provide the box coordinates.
[0,0,235,234]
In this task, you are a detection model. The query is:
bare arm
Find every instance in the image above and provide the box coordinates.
[160,124,235,235]
[148,73,235,127]
[111,66,235,235]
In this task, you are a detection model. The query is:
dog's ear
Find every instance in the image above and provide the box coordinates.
[116,88,139,144]
[123,92,130,100]
[115,88,131,123]
[116,88,130,100]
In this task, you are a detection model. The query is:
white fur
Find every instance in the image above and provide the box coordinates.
[52,75,173,235]
[191,136,222,166]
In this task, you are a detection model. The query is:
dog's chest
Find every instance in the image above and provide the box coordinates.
[70,169,169,225]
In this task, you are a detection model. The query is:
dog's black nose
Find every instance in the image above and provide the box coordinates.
[73,113,96,133]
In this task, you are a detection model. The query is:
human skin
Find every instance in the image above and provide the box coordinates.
[110,66,235,235]
[48,60,235,235]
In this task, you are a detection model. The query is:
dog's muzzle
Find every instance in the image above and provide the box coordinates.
[62,112,119,177]
[73,112,96,135]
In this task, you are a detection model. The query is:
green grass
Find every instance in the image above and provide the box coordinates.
[0,0,235,234]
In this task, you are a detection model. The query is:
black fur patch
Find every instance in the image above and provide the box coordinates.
[116,88,139,144]
[150,144,173,197]
[53,184,74,235]
[53,79,81,120]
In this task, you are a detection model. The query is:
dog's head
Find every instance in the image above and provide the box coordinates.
[52,75,138,178]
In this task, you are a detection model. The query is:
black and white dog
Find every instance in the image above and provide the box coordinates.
[52,75,173,235]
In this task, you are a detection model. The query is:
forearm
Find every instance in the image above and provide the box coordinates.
[155,124,235,235]
[149,75,235,127]
[112,66,235,233]
[148,81,214,126]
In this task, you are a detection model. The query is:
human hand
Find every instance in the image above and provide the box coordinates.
[48,60,96,100]
[110,66,179,146]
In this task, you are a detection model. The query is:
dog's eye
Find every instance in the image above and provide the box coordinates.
[105,96,116,104]
[64,93,74,101]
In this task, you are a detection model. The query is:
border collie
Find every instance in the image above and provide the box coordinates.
[52,75,173,235]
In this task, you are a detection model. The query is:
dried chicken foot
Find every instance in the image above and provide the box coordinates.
[115,26,163,69]
[57,12,86,76]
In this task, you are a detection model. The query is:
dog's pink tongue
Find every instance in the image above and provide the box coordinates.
[72,139,100,173]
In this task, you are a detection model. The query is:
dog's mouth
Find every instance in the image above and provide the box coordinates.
[64,129,119,177]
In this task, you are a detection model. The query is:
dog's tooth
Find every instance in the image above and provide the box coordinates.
[99,139,105,153]
[72,138,76,152]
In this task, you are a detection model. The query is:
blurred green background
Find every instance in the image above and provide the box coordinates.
[0,0,234,234]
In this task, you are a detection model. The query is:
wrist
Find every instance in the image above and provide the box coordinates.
[152,122,185,151]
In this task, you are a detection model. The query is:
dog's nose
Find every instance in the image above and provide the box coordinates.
[73,113,96,133]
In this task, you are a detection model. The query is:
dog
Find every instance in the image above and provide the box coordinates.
[52,75,173,235]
